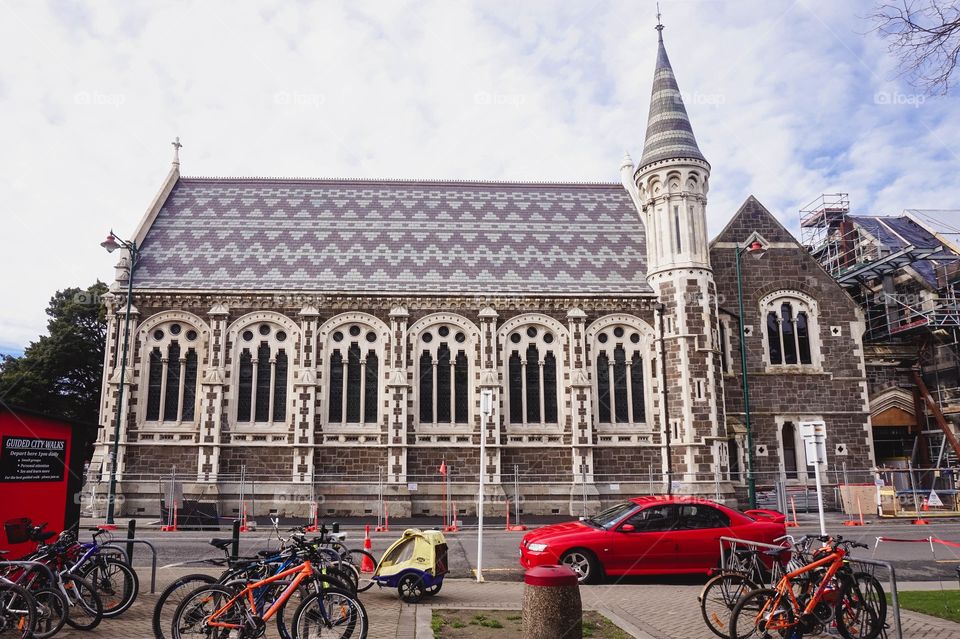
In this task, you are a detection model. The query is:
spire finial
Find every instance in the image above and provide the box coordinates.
[655,2,664,41]
[171,136,182,166]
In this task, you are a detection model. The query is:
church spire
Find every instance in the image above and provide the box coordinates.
[637,18,707,171]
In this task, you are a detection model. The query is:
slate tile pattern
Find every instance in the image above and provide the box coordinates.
[134,178,651,294]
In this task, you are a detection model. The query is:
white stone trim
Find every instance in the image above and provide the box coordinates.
[758,290,823,372]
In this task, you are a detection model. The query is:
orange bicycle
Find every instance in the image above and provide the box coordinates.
[171,559,367,639]
[729,537,883,639]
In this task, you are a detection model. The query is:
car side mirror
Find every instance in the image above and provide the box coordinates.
[620,524,636,532]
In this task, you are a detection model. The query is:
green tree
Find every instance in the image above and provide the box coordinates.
[0,282,108,423]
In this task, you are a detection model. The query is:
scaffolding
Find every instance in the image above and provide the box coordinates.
[801,194,960,472]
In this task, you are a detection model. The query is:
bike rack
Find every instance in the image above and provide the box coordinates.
[101,539,159,594]
[717,536,902,639]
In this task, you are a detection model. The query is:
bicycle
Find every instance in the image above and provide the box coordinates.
[700,536,818,638]
[0,559,35,639]
[171,559,367,639]
[61,527,139,618]
[154,527,357,639]
[729,537,884,639]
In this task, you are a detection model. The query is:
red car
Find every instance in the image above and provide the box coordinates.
[519,496,786,583]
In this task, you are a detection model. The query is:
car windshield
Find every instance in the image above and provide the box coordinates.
[584,502,637,529]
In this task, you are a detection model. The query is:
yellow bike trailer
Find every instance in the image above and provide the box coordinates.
[372,528,448,602]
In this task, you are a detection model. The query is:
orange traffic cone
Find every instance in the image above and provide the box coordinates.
[361,525,376,573]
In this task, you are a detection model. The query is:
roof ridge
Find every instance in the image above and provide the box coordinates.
[177,175,624,188]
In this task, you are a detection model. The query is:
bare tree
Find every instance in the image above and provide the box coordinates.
[870,1,960,95]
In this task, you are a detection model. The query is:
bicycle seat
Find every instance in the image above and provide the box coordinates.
[209,538,234,551]
[763,547,792,557]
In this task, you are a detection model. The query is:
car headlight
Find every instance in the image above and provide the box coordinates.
[526,543,548,552]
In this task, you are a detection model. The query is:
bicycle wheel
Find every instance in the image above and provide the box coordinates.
[28,588,66,639]
[171,584,241,639]
[700,572,759,639]
[292,588,368,639]
[79,555,140,617]
[62,574,104,631]
[0,582,35,639]
[344,550,376,593]
[152,573,218,639]
[729,588,795,639]
[836,574,883,639]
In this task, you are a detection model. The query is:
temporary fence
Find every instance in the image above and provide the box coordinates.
[81,464,953,525]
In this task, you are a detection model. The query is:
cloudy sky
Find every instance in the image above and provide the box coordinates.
[1,0,957,355]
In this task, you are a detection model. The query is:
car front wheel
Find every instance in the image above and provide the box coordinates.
[560,549,601,584]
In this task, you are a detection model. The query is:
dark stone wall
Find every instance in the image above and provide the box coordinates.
[500,447,570,480]
[407,446,480,481]
[219,446,294,480]
[592,447,662,482]
[712,197,873,479]
[312,447,387,481]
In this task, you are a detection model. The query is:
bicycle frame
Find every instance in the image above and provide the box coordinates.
[207,560,314,629]
[761,547,847,631]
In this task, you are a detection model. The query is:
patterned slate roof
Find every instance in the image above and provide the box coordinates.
[638,30,707,170]
[134,178,652,295]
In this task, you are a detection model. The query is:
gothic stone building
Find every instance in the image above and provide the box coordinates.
[95,30,873,518]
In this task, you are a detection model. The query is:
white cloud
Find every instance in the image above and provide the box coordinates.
[0,0,956,348]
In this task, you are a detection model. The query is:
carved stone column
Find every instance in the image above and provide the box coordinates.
[477,307,502,484]
[566,307,594,480]
[387,306,410,483]
[197,303,229,481]
[293,305,320,484]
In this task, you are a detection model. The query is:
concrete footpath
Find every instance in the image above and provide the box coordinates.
[53,568,960,639]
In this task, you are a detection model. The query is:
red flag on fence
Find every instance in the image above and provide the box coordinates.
[439,460,447,476]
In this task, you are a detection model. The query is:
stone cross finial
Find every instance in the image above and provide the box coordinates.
[172,136,182,166]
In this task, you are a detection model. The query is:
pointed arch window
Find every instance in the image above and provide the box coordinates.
[593,324,648,426]
[417,324,469,425]
[327,324,381,425]
[144,322,201,424]
[505,325,560,426]
[762,295,817,367]
[235,323,290,424]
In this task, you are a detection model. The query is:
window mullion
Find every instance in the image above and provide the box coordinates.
[448,358,455,427]
[250,358,259,422]
[607,358,615,423]
[776,317,786,365]
[626,356,634,424]
[359,358,367,425]
[159,357,169,422]
[520,359,528,427]
[176,357,186,424]
[268,357,277,425]
[538,359,546,425]
[340,358,347,424]
[432,358,438,425]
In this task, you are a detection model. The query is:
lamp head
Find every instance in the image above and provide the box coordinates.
[747,239,766,260]
[100,233,120,253]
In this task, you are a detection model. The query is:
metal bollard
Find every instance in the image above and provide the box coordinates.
[522,565,582,639]
[332,522,340,534]
[231,519,241,560]
[126,519,136,565]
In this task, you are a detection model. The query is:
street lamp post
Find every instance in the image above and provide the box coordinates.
[477,389,492,583]
[100,232,138,525]
[735,239,765,509]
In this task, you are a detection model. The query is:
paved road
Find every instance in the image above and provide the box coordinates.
[110,513,960,583]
